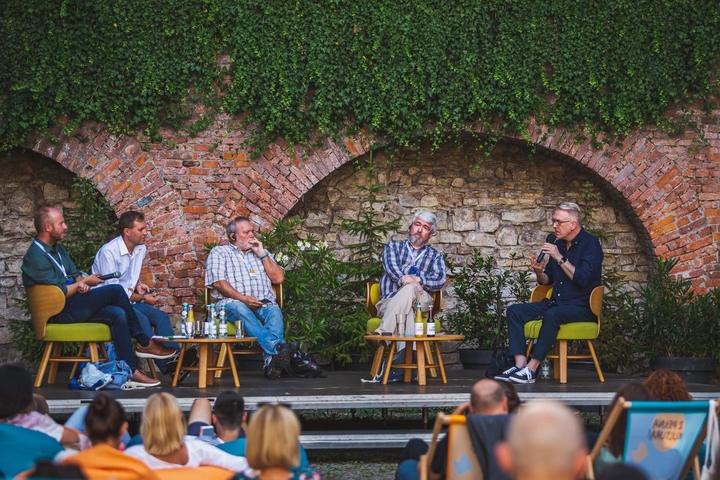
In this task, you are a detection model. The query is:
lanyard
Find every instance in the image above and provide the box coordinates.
[406,242,427,266]
[33,240,68,278]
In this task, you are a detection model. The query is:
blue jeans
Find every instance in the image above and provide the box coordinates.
[224,301,284,357]
[507,300,596,361]
[50,284,148,371]
[133,303,178,369]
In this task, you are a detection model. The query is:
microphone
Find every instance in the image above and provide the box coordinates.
[535,234,557,263]
[97,272,121,281]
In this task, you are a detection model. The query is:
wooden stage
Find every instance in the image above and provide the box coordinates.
[39,365,720,415]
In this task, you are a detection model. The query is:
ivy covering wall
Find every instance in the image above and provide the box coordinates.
[1,0,719,152]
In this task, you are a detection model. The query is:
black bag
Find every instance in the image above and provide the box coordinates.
[484,347,514,379]
[288,342,325,378]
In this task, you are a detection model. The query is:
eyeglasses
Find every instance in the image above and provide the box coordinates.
[551,218,574,226]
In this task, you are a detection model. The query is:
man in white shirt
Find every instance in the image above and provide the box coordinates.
[92,211,179,372]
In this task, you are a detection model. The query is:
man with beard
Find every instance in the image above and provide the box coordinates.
[374,211,447,336]
[205,216,289,379]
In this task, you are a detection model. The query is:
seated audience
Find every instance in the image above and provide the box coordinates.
[592,383,650,475]
[496,400,587,480]
[236,404,319,480]
[125,392,247,471]
[644,368,692,401]
[0,364,89,449]
[60,393,159,479]
[396,379,513,480]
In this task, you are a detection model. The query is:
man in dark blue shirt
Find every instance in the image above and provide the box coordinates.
[495,202,603,384]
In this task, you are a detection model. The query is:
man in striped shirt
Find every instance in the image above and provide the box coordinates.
[375,211,447,335]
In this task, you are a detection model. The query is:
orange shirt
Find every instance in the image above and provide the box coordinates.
[61,444,160,480]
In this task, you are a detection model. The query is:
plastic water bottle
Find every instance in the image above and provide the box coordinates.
[539,358,552,380]
[180,303,189,336]
[218,307,227,338]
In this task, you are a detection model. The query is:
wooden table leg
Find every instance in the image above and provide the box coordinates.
[382,342,397,385]
[206,345,215,386]
[434,342,447,384]
[425,343,437,378]
[214,343,228,379]
[172,345,187,387]
[226,344,240,387]
[558,340,568,384]
[416,341,427,386]
[198,344,209,388]
[370,343,385,377]
[403,343,413,383]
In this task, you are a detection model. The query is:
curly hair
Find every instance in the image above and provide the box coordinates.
[643,368,692,401]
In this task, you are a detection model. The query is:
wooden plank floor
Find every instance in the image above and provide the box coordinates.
[37,365,720,414]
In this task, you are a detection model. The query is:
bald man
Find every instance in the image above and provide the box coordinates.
[397,379,513,480]
[496,400,588,480]
[22,207,174,388]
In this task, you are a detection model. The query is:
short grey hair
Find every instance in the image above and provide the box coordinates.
[556,202,582,225]
[413,211,438,233]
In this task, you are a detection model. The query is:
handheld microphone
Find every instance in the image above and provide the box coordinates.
[97,272,121,281]
[535,234,557,263]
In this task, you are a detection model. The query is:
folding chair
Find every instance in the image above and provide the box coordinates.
[588,399,717,480]
[422,413,483,480]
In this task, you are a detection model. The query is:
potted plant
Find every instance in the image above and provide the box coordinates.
[444,252,530,370]
[633,258,720,383]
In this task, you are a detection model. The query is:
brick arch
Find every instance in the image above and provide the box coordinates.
[29,112,720,296]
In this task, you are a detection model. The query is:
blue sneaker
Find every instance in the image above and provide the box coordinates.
[509,366,537,384]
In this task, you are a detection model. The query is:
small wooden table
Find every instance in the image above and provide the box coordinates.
[364,334,464,386]
[156,337,257,389]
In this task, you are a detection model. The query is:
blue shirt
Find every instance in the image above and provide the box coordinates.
[544,228,603,307]
[380,240,447,300]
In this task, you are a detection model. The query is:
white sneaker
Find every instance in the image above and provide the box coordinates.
[509,367,537,384]
[494,366,520,382]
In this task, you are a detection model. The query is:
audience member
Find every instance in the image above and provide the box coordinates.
[497,380,521,413]
[496,400,587,480]
[597,463,649,480]
[236,404,320,480]
[60,393,159,479]
[0,364,89,449]
[397,379,511,480]
[125,392,247,471]
[644,368,692,401]
[592,383,651,475]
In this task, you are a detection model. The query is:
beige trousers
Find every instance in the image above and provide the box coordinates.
[375,283,433,336]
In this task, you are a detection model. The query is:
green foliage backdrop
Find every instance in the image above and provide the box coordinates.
[1,1,719,152]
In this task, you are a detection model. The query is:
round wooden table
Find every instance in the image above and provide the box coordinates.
[155,336,257,389]
[363,334,464,385]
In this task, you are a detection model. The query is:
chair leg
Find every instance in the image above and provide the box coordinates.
[370,344,385,377]
[587,341,605,383]
[526,340,534,357]
[403,344,413,383]
[215,343,228,379]
[35,342,54,388]
[69,343,85,380]
[88,342,100,362]
[558,340,568,384]
[146,359,157,379]
[551,344,561,380]
[47,343,63,384]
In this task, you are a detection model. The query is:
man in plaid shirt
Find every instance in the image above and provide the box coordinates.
[375,211,447,335]
[205,216,289,379]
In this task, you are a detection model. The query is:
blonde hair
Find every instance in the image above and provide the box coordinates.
[141,393,186,456]
[246,405,300,470]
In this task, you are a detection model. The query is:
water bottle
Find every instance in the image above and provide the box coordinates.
[539,358,552,380]
[207,304,217,339]
[180,303,189,336]
[218,307,227,338]
[235,318,244,339]
[187,305,197,337]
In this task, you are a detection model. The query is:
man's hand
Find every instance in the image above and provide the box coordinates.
[452,402,471,416]
[540,242,562,262]
[136,283,151,295]
[248,238,266,258]
[401,275,420,285]
[243,295,264,309]
[142,294,158,305]
[528,256,545,275]
[81,275,104,287]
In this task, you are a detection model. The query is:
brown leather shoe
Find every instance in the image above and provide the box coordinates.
[135,339,176,360]
[127,369,161,388]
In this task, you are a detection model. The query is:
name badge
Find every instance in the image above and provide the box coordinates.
[248,267,259,277]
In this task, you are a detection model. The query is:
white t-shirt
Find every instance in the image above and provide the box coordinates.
[92,236,147,298]
[125,436,248,471]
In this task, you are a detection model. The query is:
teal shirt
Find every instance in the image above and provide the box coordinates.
[21,238,80,295]
[218,438,311,479]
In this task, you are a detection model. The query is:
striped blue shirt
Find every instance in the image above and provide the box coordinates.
[380,240,447,300]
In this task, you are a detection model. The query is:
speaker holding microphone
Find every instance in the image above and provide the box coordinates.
[535,233,557,263]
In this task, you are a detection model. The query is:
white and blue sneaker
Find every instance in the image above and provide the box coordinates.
[494,366,520,382]
[509,367,537,384]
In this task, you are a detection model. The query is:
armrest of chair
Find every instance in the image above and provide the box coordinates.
[530,284,552,303]
[26,285,66,340]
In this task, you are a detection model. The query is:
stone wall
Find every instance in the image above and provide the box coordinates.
[0,150,80,363]
[290,141,654,310]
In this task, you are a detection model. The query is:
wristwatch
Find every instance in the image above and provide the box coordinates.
[559,256,568,265]
[258,253,269,260]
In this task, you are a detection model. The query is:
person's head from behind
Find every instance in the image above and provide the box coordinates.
[0,364,33,420]
[607,383,650,457]
[34,206,68,243]
[497,380,521,413]
[212,390,246,438]
[470,379,508,415]
[644,368,691,401]
[246,404,300,471]
[85,393,128,448]
[118,211,147,246]
[141,393,185,456]
[496,400,587,480]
